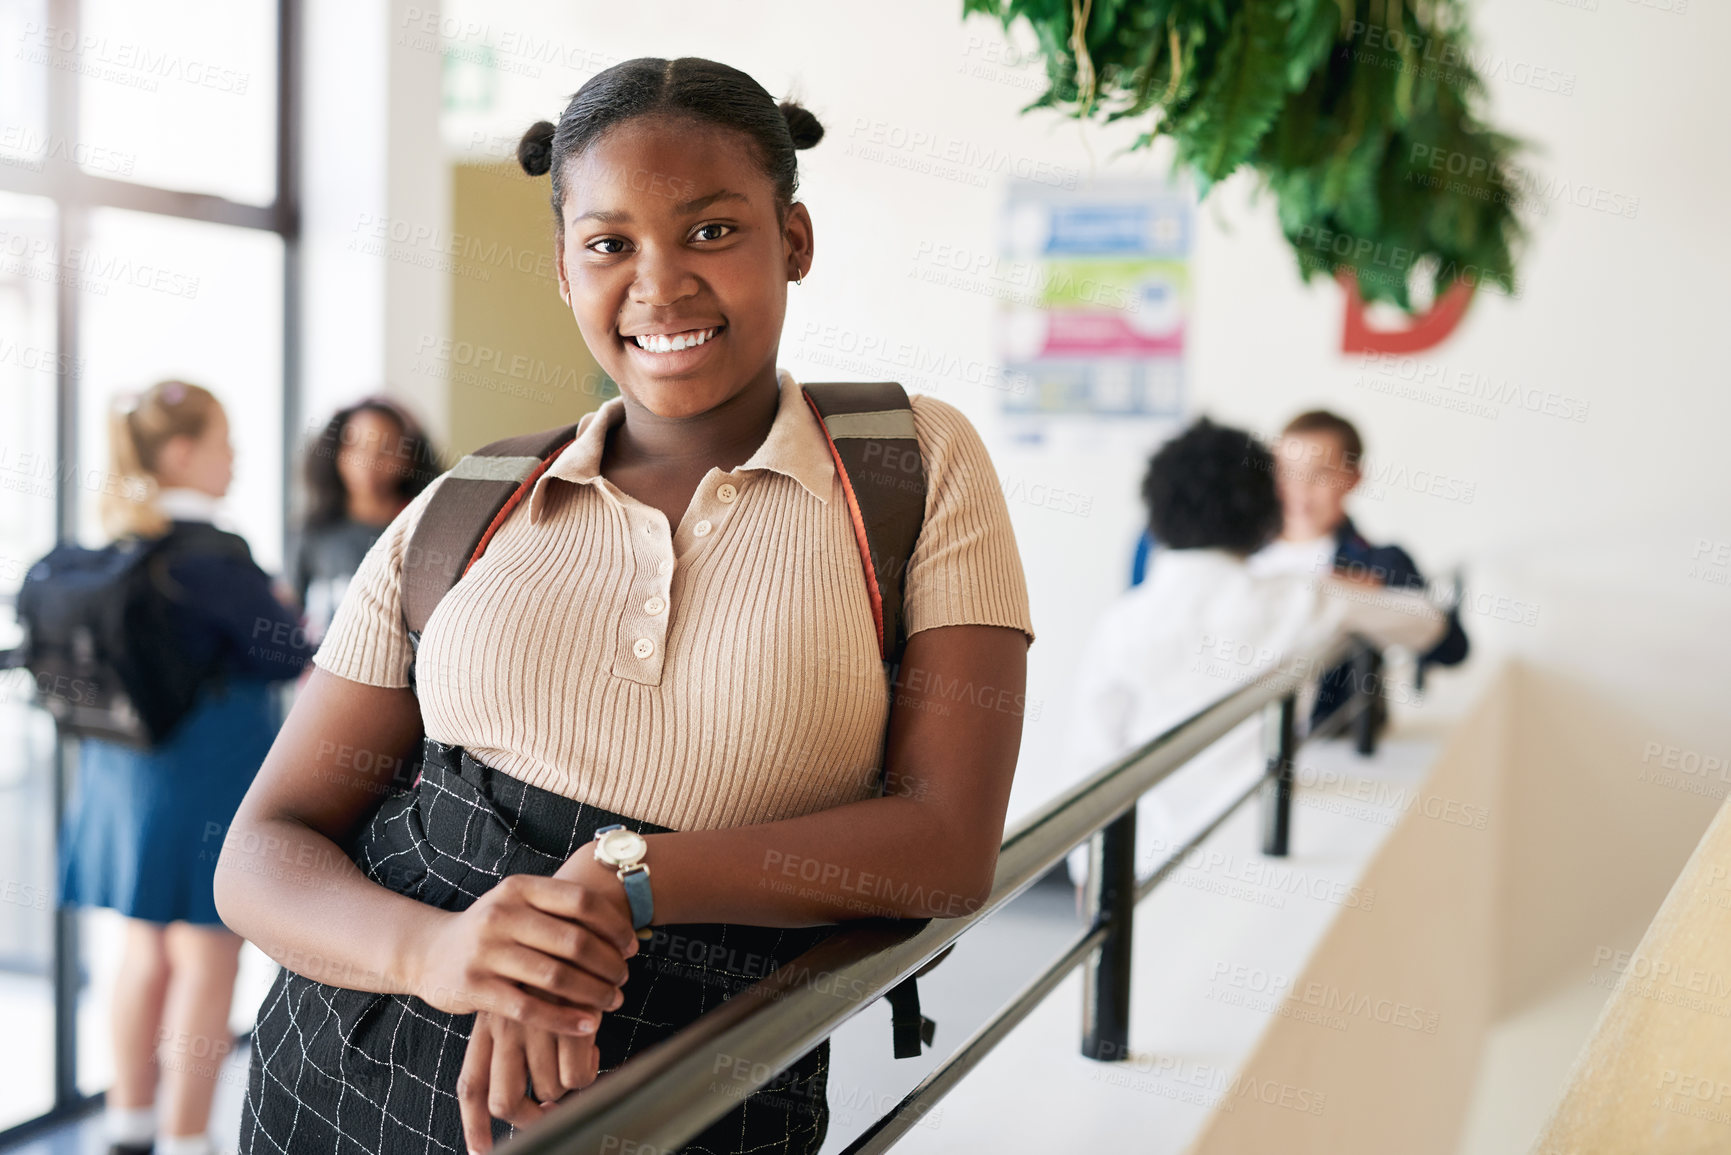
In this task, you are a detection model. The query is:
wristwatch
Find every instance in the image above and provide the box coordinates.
[593,824,654,940]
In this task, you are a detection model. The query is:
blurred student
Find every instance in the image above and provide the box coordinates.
[54,382,314,1155]
[1251,410,1468,726]
[1066,419,1446,883]
[289,397,439,641]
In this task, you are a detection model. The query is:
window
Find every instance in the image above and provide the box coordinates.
[0,0,297,1139]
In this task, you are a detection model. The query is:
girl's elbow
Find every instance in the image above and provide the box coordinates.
[211,856,241,930]
[932,855,998,920]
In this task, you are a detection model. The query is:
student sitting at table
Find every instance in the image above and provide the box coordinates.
[1066,418,1446,883]
[1250,409,1468,731]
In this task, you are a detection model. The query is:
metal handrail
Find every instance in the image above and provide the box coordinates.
[505,637,1372,1155]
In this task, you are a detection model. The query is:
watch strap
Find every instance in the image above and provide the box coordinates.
[618,865,653,936]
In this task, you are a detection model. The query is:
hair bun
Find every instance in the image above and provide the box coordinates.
[518,121,556,177]
[778,101,824,150]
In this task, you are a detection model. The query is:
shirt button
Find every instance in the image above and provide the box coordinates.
[693,520,713,538]
[717,483,738,504]
[644,596,666,615]
[657,560,672,575]
[632,637,655,659]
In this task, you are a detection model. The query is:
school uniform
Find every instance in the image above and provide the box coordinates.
[289,517,392,641]
[239,372,1034,1155]
[59,489,314,926]
[1250,517,1469,724]
[1067,547,1446,883]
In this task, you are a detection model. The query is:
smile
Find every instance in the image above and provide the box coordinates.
[629,326,723,353]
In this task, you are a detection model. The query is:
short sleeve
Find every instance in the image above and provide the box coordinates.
[310,478,446,688]
[901,395,1034,644]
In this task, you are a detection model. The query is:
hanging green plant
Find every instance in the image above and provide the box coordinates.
[962,0,1527,311]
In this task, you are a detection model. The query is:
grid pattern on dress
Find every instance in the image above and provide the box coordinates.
[239,741,836,1155]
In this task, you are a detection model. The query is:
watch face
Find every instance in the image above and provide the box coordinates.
[598,828,647,865]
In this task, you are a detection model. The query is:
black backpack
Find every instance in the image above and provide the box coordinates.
[13,522,250,748]
[397,382,945,1058]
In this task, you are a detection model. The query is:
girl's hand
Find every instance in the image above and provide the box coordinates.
[458,1011,604,1153]
[413,874,636,1034]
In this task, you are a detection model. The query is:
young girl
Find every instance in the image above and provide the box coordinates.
[290,397,440,642]
[58,381,314,1155]
[216,57,1033,1155]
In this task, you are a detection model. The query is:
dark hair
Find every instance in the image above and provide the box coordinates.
[1141,418,1282,555]
[517,57,824,236]
[303,397,442,528]
[1281,409,1364,471]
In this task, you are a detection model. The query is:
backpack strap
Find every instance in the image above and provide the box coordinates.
[401,422,579,678]
[799,382,927,664]
[802,381,942,1060]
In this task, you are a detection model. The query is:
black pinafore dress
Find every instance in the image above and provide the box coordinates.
[239,738,835,1155]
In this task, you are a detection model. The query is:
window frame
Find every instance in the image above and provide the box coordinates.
[0,0,300,1140]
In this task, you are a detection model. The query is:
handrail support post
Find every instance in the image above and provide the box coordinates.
[1351,645,1381,757]
[1260,694,1298,857]
[1082,808,1135,1062]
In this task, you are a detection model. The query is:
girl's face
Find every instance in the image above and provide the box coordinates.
[337,408,411,500]
[555,115,814,420]
[157,407,234,498]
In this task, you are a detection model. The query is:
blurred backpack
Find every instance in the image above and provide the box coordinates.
[396,381,947,1058]
[13,523,250,748]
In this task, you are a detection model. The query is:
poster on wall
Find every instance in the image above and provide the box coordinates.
[998,179,1192,433]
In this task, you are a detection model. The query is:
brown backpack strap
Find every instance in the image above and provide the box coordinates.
[401,423,579,647]
[800,382,927,664]
[803,382,940,1060]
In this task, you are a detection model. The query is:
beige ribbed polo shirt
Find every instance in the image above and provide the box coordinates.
[313,371,1034,831]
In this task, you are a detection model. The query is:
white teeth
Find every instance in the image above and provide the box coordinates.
[633,326,718,352]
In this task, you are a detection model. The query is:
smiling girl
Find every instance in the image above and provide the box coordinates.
[216,57,1032,1155]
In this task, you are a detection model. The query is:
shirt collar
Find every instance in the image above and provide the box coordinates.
[528,368,835,523]
[156,487,223,523]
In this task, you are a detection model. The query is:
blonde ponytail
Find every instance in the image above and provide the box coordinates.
[103,380,222,541]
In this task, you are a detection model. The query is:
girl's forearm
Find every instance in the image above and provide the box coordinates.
[558,793,998,929]
[213,815,447,996]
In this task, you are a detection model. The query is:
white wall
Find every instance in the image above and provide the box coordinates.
[300,0,450,450]
[430,0,1731,831]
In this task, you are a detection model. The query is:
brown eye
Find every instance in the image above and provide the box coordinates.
[692,223,732,242]
[589,237,627,255]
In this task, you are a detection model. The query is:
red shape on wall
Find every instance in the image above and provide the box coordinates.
[1338,269,1476,355]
